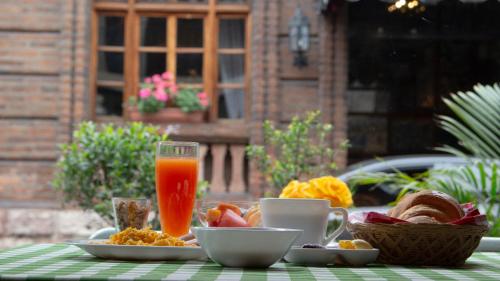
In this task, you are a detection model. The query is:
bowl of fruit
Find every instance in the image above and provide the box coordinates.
[196,201,261,227]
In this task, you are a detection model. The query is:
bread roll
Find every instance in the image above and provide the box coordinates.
[388,190,463,222]
[388,192,418,218]
[406,215,440,224]
[399,204,450,223]
[410,191,464,220]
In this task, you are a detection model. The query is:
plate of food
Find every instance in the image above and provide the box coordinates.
[67,227,207,261]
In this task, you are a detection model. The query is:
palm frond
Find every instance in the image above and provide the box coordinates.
[437,83,500,159]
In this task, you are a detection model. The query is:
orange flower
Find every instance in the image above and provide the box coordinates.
[279,176,353,208]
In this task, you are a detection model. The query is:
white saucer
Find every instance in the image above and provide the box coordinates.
[285,246,379,266]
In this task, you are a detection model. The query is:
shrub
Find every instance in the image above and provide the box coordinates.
[53,122,167,228]
[246,111,349,193]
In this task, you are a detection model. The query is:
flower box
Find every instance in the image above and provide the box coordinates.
[129,108,205,123]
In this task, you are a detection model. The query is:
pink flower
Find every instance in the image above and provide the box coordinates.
[200,99,209,107]
[156,93,168,102]
[155,81,165,90]
[162,71,173,81]
[169,85,178,94]
[144,77,152,83]
[139,88,151,99]
[197,92,207,99]
[152,74,162,83]
[155,88,168,102]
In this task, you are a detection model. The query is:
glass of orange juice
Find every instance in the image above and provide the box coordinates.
[155,141,199,237]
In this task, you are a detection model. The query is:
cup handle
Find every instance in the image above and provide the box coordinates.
[323,207,348,245]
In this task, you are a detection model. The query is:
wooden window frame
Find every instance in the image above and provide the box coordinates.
[90,0,251,122]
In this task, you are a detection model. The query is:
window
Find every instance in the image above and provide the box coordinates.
[91,0,250,121]
[94,14,125,117]
[346,0,500,163]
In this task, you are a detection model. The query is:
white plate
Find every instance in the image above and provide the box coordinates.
[285,246,379,266]
[67,240,207,261]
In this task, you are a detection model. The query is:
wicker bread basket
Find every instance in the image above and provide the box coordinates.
[347,222,489,266]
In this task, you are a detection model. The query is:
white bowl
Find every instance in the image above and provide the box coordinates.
[193,227,302,268]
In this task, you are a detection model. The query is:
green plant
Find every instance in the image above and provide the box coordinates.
[130,72,172,114]
[130,95,165,114]
[437,83,500,159]
[53,122,167,228]
[246,111,349,192]
[130,71,209,114]
[174,88,209,113]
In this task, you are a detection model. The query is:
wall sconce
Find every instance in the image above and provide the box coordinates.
[289,6,310,68]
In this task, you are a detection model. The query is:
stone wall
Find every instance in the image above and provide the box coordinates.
[0,208,108,249]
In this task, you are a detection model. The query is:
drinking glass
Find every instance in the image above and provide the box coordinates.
[156,141,199,237]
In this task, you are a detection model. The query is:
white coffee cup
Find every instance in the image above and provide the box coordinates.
[260,198,348,246]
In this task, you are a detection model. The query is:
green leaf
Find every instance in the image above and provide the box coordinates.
[490,163,498,201]
[437,83,500,159]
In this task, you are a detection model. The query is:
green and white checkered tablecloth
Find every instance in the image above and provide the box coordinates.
[0,244,499,281]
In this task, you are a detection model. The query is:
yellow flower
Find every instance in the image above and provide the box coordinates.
[308,176,353,208]
[279,176,353,208]
[279,180,309,199]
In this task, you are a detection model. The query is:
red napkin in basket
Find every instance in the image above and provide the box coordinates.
[349,202,488,226]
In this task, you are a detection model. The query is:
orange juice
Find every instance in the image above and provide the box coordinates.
[155,157,198,237]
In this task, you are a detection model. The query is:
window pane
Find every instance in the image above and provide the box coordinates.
[177,19,203,47]
[99,16,124,46]
[219,19,245,48]
[141,17,166,46]
[348,116,387,155]
[390,119,434,154]
[176,54,203,83]
[218,55,244,83]
[137,0,206,2]
[96,86,123,116]
[139,53,166,79]
[178,0,207,3]
[96,0,127,2]
[98,52,123,81]
[218,89,244,119]
[218,0,246,4]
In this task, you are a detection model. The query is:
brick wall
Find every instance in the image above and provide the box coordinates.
[0,0,90,204]
[248,0,349,194]
[0,0,92,246]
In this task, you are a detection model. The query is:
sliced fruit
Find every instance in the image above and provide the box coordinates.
[245,210,261,227]
[243,205,259,221]
[339,240,356,250]
[352,239,373,249]
[206,208,222,227]
[216,202,242,216]
[218,209,250,227]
